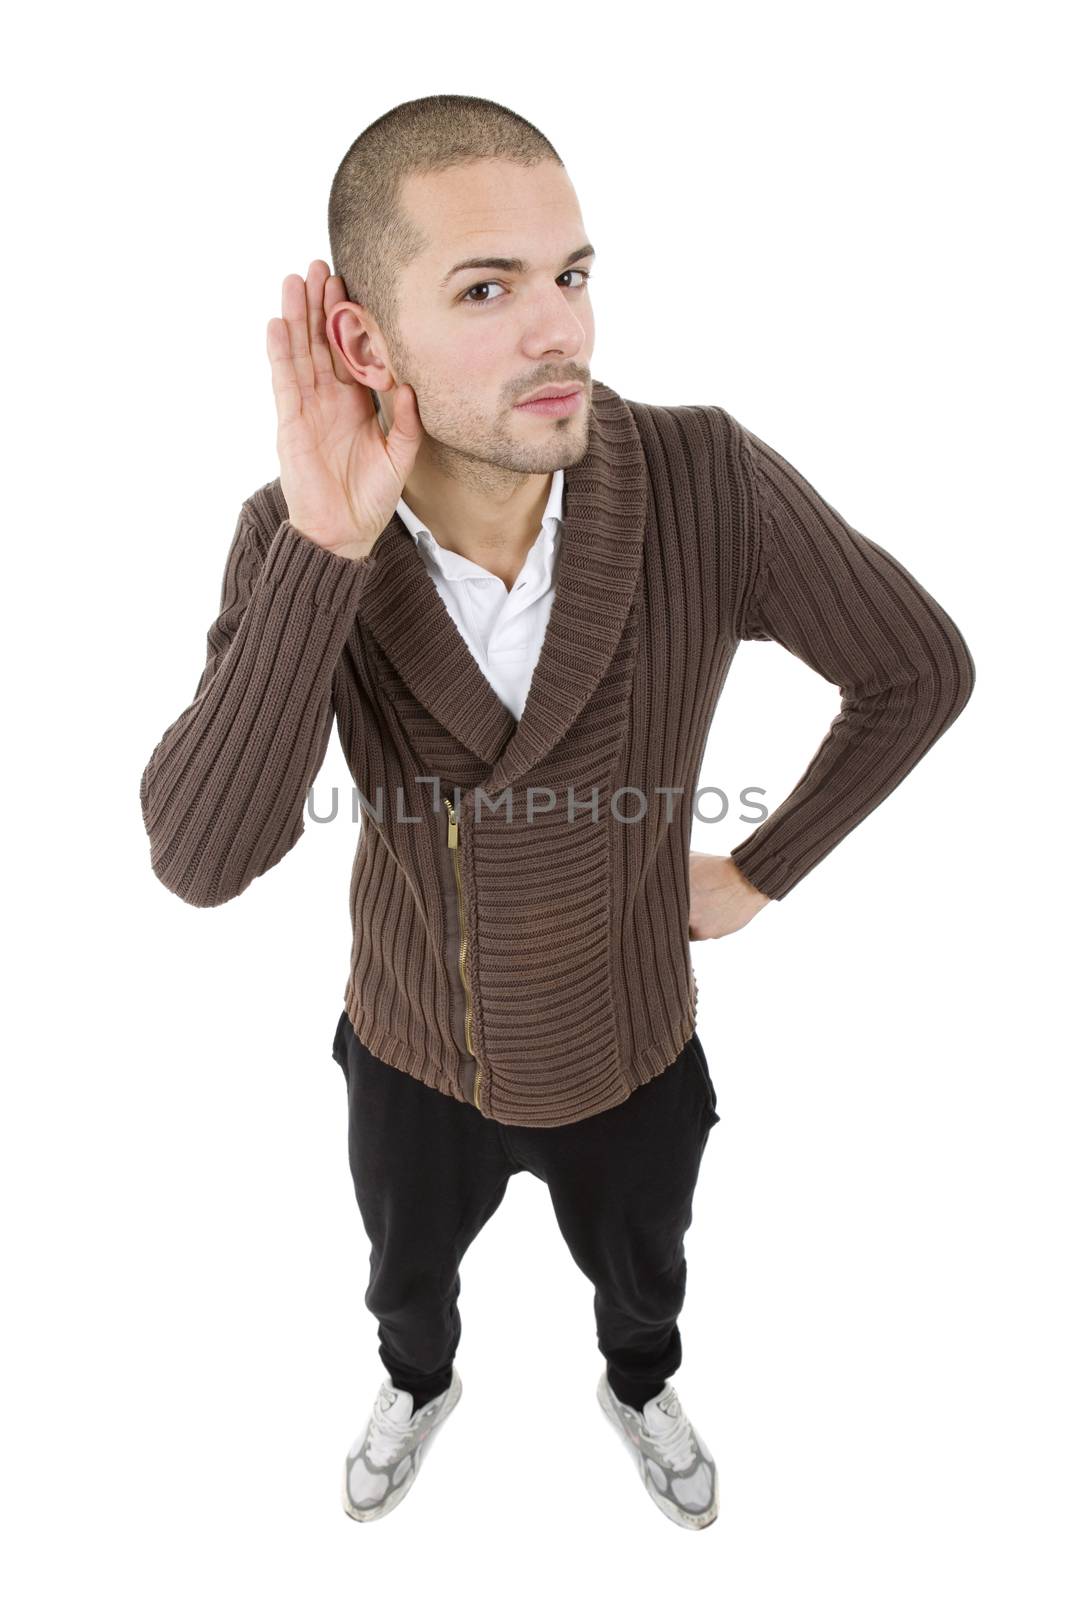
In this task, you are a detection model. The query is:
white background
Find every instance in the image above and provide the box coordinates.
[4,0,1063,1593]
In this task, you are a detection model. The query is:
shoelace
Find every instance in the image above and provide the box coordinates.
[639,1399,697,1471]
[366,1390,418,1462]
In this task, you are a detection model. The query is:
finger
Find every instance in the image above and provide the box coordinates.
[266,316,302,429]
[323,269,358,385]
[324,268,349,310]
[304,259,336,384]
[282,272,316,398]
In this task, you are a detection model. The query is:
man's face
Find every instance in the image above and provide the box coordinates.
[381,158,596,474]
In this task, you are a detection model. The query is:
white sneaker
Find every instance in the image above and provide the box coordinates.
[596,1368,719,1529]
[342,1369,463,1522]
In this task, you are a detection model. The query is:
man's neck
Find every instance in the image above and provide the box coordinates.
[400,471,555,590]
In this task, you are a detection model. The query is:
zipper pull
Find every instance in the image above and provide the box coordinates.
[446,799,458,850]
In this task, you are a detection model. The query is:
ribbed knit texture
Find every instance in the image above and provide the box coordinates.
[140,380,975,1126]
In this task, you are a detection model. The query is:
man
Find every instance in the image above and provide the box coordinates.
[139,94,975,1531]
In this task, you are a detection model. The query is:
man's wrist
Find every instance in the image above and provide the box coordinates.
[731,855,771,903]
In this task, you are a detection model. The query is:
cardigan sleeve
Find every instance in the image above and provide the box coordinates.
[728,421,976,900]
[139,497,380,907]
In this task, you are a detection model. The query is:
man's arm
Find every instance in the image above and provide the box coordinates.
[139,495,379,907]
[727,418,977,901]
[140,261,425,909]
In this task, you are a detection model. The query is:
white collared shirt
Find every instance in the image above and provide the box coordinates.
[394,468,565,721]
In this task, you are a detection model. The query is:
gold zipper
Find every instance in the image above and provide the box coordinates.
[444,796,483,1111]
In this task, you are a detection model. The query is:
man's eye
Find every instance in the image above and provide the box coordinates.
[460,269,593,307]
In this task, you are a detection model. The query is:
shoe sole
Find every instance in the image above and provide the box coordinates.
[342,1370,463,1522]
[596,1372,719,1531]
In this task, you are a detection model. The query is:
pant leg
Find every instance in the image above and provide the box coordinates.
[508,1032,719,1410]
[332,1011,518,1401]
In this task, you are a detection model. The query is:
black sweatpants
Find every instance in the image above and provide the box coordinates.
[331,1011,720,1412]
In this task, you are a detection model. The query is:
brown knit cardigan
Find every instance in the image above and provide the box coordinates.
[140,379,975,1126]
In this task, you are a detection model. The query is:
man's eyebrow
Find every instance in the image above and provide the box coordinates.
[438,243,596,289]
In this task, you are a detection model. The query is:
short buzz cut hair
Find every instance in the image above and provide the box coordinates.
[327,94,563,414]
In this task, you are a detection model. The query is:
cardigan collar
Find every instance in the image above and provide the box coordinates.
[355,376,648,796]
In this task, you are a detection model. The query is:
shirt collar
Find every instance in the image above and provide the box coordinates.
[395,468,565,582]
